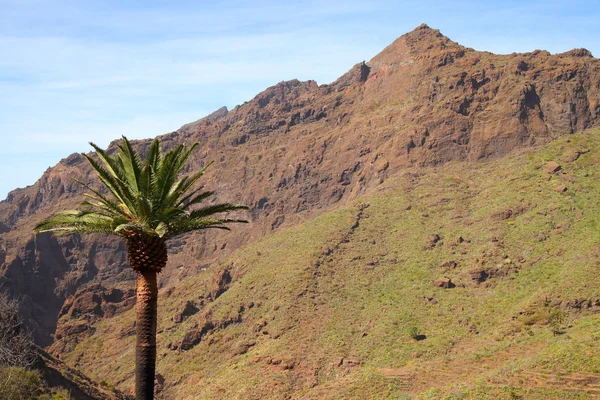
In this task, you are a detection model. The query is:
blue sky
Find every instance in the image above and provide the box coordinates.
[1,0,599,200]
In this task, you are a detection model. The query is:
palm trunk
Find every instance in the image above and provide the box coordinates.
[126,232,167,400]
[135,269,158,400]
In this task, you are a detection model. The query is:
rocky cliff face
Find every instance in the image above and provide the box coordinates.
[0,24,598,347]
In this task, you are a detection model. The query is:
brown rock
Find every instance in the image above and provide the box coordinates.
[440,260,458,270]
[560,149,581,163]
[497,210,512,220]
[426,234,442,249]
[282,360,296,370]
[556,185,568,192]
[469,269,489,283]
[172,300,200,324]
[50,284,135,352]
[343,359,361,367]
[54,321,93,341]
[155,373,165,392]
[208,269,232,300]
[534,232,547,242]
[232,341,256,356]
[180,319,215,351]
[544,161,562,174]
[433,277,455,288]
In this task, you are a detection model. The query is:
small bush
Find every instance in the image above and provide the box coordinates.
[51,389,72,399]
[0,292,37,368]
[0,367,43,400]
[548,308,567,335]
[408,326,426,341]
[408,326,420,339]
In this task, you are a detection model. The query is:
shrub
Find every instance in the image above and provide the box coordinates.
[0,291,37,368]
[0,366,43,400]
[548,308,567,336]
[408,326,421,340]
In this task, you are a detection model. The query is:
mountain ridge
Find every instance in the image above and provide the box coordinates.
[0,25,599,395]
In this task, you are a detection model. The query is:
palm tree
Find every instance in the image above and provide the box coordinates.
[35,137,248,400]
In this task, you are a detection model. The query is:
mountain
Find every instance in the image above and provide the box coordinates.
[49,127,600,399]
[0,24,599,398]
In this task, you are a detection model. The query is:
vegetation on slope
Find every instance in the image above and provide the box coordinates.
[0,290,129,399]
[58,128,600,399]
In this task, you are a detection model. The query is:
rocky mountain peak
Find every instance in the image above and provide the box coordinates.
[560,48,594,58]
[180,106,229,134]
[369,24,463,70]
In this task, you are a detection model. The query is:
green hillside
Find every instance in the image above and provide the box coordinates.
[59,128,600,399]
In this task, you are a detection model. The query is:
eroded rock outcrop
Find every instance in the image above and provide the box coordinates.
[50,283,135,353]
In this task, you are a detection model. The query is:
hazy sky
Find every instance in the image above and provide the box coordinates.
[1,0,599,199]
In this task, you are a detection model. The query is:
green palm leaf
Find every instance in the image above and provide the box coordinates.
[35,136,249,240]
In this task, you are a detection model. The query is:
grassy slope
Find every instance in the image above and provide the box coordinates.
[62,128,600,399]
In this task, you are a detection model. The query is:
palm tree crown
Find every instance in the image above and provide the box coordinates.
[35,136,248,242]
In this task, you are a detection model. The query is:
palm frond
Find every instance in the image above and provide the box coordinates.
[165,218,248,239]
[81,153,135,214]
[154,144,185,206]
[72,178,128,219]
[146,138,162,174]
[88,142,137,199]
[179,189,213,209]
[167,162,213,209]
[188,204,249,220]
[116,136,143,197]
[34,210,118,236]
[35,137,248,241]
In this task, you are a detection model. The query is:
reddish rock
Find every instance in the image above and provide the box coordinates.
[180,320,215,351]
[544,161,562,174]
[426,234,442,249]
[232,341,256,356]
[560,149,581,163]
[440,260,458,270]
[54,321,93,341]
[172,301,200,324]
[469,269,489,284]
[433,277,455,288]
[57,284,134,320]
[208,269,232,300]
[49,284,134,352]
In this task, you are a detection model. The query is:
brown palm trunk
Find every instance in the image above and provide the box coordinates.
[126,232,168,400]
[135,269,158,400]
